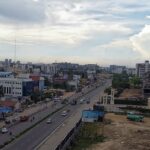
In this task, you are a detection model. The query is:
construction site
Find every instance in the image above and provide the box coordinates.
[89,113,150,150]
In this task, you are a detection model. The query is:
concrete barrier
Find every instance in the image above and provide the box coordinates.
[55,119,82,150]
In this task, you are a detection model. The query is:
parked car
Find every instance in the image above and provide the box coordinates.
[1,127,8,134]
[46,118,52,124]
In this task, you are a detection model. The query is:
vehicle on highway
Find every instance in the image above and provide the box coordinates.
[61,110,68,116]
[15,108,24,113]
[20,115,29,122]
[53,97,60,102]
[70,99,77,105]
[79,98,85,104]
[86,99,90,104]
[5,119,11,124]
[1,127,8,134]
[46,118,52,124]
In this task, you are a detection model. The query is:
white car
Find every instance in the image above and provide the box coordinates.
[46,118,52,124]
[61,111,67,116]
[79,99,85,104]
[1,127,8,134]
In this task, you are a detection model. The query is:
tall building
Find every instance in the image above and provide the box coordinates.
[136,60,150,78]
[45,64,58,75]
[109,65,126,74]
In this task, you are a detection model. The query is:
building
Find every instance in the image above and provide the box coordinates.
[109,65,126,74]
[45,64,58,75]
[87,70,96,80]
[136,60,150,78]
[29,75,44,91]
[126,68,136,75]
[0,77,34,97]
[142,72,150,98]
[0,72,14,78]
[18,74,45,92]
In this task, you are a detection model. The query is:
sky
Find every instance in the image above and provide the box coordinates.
[0,0,150,67]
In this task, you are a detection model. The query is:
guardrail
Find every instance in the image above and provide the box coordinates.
[55,118,82,150]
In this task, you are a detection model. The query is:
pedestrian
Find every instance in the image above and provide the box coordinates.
[9,131,12,136]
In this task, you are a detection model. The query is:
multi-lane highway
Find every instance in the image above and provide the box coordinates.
[3,79,111,150]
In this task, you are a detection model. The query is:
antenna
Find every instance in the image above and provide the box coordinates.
[14,37,16,63]
[13,30,17,74]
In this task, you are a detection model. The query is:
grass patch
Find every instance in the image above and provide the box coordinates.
[70,122,105,150]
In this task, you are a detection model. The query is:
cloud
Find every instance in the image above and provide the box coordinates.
[0,0,46,23]
[146,16,150,19]
[0,0,150,66]
[130,25,150,59]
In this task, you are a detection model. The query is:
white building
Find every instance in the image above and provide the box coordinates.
[136,60,150,78]
[45,64,58,75]
[0,78,33,97]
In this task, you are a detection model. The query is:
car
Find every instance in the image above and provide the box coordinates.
[46,118,52,124]
[61,111,67,116]
[16,108,23,113]
[79,98,85,104]
[1,127,8,134]
[86,100,90,104]
[20,115,29,122]
[5,119,11,124]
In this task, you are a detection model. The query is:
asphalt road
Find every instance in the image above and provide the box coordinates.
[3,80,111,150]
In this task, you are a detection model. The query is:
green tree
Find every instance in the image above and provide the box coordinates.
[129,76,141,88]
[112,73,130,89]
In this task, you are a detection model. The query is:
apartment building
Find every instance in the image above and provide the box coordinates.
[109,65,126,74]
[0,78,33,97]
[136,60,150,78]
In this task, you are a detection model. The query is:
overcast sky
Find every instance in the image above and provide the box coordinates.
[0,0,150,66]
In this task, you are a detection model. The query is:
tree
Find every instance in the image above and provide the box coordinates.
[112,73,130,89]
[129,76,141,88]
[104,87,111,95]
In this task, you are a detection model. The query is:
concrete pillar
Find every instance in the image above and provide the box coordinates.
[111,89,115,104]
[104,96,107,104]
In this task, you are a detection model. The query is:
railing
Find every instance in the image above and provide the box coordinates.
[55,118,82,150]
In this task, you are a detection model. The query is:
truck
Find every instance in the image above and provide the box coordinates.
[20,115,29,122]
[70,99,77,105]
[127,112,144,122]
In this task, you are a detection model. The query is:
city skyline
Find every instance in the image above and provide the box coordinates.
[0,0,150,66]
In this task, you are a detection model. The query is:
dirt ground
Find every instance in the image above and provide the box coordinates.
[90,113,150,150]
[120,89,142,98]
[62,92,75,99]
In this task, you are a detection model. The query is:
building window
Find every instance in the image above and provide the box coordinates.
[9,87,11,94]
[3,87,6,94]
